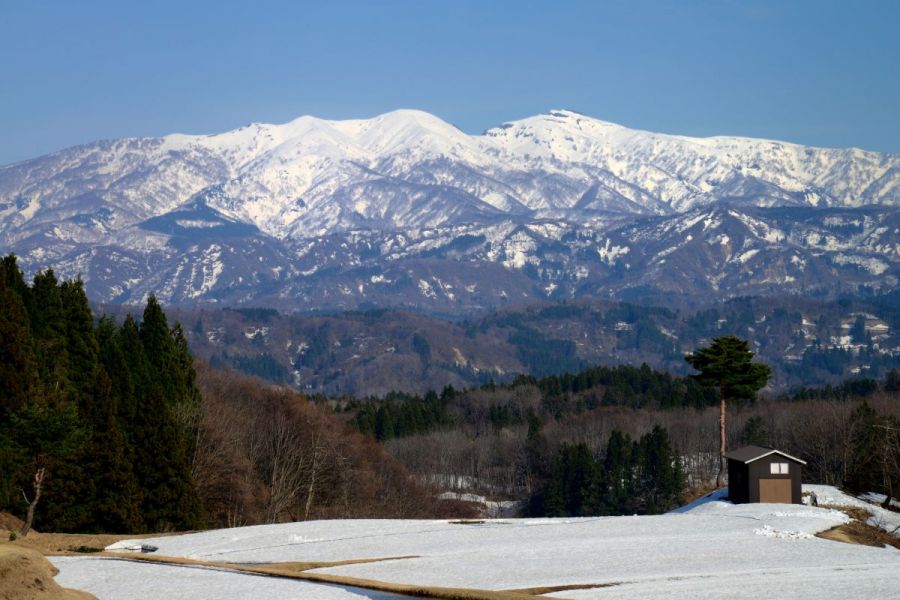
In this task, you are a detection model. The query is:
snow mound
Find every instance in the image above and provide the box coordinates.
[753,524,815,540]
[103,541,158,553]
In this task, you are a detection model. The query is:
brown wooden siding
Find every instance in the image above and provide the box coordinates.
[759,479,792,503]
[727,451,803,504]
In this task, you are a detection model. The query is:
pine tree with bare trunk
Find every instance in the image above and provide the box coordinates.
[685,336,771,488]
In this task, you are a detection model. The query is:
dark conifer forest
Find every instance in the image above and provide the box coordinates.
[0,255,201,533]
[0,255,463,533]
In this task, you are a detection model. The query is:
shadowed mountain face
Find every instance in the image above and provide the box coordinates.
[2,109,898,311]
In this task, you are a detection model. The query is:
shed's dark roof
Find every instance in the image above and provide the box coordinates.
[724,445,806,465]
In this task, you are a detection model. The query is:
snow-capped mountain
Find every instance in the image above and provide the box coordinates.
[2,109,898,311]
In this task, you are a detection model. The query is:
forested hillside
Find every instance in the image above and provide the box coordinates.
[0,255,462,534]
[339,364,900,515]
[0,255,201,533]
[192,364,465,526]
[162,295,900,397]
[3,253,896,530]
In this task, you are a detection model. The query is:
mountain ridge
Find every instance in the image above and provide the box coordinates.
[2,108,899,312]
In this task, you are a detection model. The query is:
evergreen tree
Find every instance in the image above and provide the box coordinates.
[131,383,202,531]
[685,336,771,487]
[81,369,144,532]
[542,443,602,517]
[0,259,207,533]
[7,402,88,534]
[0,279,38,417]
[884,368,900,393]
[850,315,868,345]
[602,430,634,514]
[28,270,71,405]
[59,279,100,407]
[113,315,147,440]
[635,425,683,513]
[140,296,181,404]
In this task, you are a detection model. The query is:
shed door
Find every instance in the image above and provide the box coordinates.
[759,479,791,503]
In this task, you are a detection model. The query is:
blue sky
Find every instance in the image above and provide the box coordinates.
[1,0,898,164]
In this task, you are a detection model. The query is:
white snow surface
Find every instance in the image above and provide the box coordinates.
[51,485,899,599]
[51,557,404,600]
[806,484,900,533]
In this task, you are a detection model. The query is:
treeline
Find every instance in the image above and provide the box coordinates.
[359,361,899,514]
[788,371,899,401]
[0,255,200,533]
[346,364,720,442]
[350,389,454,441]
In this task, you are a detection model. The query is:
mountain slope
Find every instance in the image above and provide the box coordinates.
[2,109,899,310]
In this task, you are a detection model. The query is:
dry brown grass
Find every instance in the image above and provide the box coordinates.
[816,504,900,550]
[0,512,177,557]
[679,484,719,506]
[448,520,487,525]
[505,582,621,594]
[4,530,172,557]
[0,543,97,600]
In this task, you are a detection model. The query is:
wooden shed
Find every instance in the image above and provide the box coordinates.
[725,445,805,504]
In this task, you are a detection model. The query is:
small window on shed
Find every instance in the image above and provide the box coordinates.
[770,462,789,475]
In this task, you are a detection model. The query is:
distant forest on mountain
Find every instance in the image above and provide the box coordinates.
[157,293,900,397]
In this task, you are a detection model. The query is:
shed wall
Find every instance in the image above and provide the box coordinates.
[727,459,749,504]
[747,455,802,504]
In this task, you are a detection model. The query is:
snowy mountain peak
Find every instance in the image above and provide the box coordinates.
[2,108,900,311]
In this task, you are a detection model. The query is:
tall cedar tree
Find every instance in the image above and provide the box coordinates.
[0,262,38,417]
[637,425,684,514]
[136,297,203,530]
[685,336,771,487]
[602,430,634,513]
[27,270,71,406]
[81,369,144,532]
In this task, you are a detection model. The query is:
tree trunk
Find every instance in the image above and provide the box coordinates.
[20,467,46,537]
[716,394,726,488]
[304,466,317,521]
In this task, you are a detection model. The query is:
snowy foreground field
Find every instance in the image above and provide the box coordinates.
[53,485,899,600]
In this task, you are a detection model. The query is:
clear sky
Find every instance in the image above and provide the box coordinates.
[2,0,898,165]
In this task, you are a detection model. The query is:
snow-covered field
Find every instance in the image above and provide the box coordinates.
[52,485,899,599]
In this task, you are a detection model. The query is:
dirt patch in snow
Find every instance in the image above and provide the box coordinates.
[100,552,539,599]
[817,522,900,550]
[0,544,97,600]
[505,582,622,594]
[816,505,900,550]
